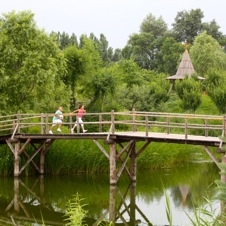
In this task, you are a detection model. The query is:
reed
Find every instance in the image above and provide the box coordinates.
[0,137,213,176]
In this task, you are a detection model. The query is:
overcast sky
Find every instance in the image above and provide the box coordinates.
[1,0,226,49]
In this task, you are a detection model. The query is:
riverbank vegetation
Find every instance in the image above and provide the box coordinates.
[0,9,226,176]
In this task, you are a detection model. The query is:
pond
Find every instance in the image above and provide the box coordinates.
[0,161,221,226]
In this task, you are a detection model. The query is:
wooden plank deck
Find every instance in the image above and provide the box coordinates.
[1,131,222,147]
[113,131,223,146]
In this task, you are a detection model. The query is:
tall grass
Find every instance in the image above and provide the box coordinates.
[0,137,213,176]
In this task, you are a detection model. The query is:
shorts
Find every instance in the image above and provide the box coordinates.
[52,119,62,126]
[75,117,83,126]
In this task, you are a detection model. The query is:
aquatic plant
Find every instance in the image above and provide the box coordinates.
[64,193,88,226]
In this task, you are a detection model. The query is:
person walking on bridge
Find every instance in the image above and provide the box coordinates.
[49,106,63,134]
[71,104,87,133]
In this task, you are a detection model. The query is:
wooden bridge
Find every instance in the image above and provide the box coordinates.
[0,110,225,184]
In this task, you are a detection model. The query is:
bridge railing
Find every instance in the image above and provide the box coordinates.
[0,111,224,138]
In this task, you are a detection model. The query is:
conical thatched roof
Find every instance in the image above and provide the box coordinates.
[166,49,205,80]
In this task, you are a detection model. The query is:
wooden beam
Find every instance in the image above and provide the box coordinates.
[6,140,15,154]
[93,139,110,159]
[18,139,31,155]
[116,150,132,180]
[135,140,151,157]
[203,145,220,169]
[117,140,134,159]
[22,150,40,173]
[19,143,46,175]
[116,144,132,181]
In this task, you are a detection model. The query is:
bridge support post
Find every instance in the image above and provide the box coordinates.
[109,185,116,222]
[130,141,136,182]
[14,142,20,177]
[13,178,20,212]
[130,182,136,225]
[221,155,226,182]
[40,149,45,175]
[110,142,117,185]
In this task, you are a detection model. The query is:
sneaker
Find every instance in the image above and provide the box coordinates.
[83,130,87,133]
[70,129,74,134]
[57,128,62,132]
[49,130,53,134]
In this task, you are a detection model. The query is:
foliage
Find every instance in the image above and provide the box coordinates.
[0,10,70,114]
[164,189,173,226]
[52,31,78,49]
[140,13,168,38]
[158,37,185,75]
[185,197,223,226]
[204,69,226,114]
[63,45,85,109]
[64,193,88,226]
[172,9,204,44]
[175,78,202,112]
[190,31,226,76]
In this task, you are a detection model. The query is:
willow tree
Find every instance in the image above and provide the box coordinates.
[190,31,226,76]
[0,10,69,113]
[189,32,226,113]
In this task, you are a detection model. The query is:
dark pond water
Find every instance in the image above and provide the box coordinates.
[0,162,221,226]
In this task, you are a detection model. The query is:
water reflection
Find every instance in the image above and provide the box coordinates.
[0,162,221,225]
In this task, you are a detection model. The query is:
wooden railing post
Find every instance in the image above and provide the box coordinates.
[46,115,49,134]
[167,115,170,134]
[185,118,188,139]
[69,115,73,130]
[132,108,136,132]
[17,111,21,133]
[111,110,115,134]
[145,114,148,136]
[99,114,102,132]
[41,113,44,134]
[205,118,208,137]
[224,115,226,137]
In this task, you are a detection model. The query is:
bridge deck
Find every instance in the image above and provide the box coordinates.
[1,131,222,147]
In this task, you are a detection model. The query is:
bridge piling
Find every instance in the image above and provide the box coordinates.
[14,142,20,177]
[110,142,117,185]
[130,141,136,182]
[40,149,45,175]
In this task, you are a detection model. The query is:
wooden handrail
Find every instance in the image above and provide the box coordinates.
[0,111,224,139]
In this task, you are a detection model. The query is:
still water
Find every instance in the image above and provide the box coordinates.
[0,162,221,226]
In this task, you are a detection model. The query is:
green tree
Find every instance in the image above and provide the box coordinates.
[157,37,184,75]
[125,32,157,69]
[117,60,169,111]
[124,13,170,70]
[190,31,226,76]
[52,31,78,49]
[0,10,69,113]
[83,65,119,112]
[140,13,168,38]
[205,69,226,113]
[202,19,223,41]
[172,9,204,44]
[175,78,202,112]
[63,45,85,109]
